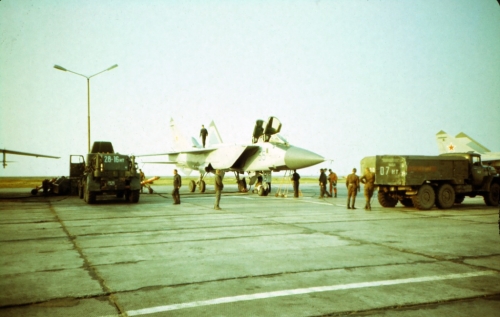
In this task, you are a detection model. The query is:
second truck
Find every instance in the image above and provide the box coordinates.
[71,141,141,204]
[361,152,499,210]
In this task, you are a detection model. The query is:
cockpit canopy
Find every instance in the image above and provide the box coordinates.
[252,116,282,143]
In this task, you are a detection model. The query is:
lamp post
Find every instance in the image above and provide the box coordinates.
[53,64,118,153]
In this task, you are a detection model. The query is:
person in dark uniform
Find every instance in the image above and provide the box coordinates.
[172,169,181,204]
[319,169,331,198]
[360,167,375,210]
[200,125,208,148]
[292,170,300,198]
[214,169,223,210]
[346,168,360,209]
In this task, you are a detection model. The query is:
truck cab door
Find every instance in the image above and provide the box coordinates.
[70,155,85,178]
[471,155,484,186]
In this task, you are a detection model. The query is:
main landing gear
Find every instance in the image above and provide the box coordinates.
[189,173,207,193]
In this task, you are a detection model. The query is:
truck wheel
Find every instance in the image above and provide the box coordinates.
[87,191,96,204]
[412,184,435,210]
[484,183,499,206]
[129,190,140,203]
[78,185,84,199]
[378,191,398,207]
[454,195,465,204]
[199,180,206,193]
[189,180,196,192]
[436,184,455,209]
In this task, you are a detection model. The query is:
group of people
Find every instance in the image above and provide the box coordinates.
[346,167,375,210]
[292,167,375,210]
[171,168,224,210]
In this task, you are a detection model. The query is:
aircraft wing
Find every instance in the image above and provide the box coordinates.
[136,148,216,157]
[1,149,60,159]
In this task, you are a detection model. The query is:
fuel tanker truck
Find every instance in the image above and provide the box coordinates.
[74,141,141,204]
[361,152,499,210]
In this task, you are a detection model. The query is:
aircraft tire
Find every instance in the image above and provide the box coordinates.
[258,186,265,196]
[199,180,206,193]
[189,180,196,192]
[436,183,455,209]
[484,182,499,206]
[378,191,398,207]
[412,184,435,210]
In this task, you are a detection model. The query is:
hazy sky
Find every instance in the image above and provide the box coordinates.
[1,0,499,177]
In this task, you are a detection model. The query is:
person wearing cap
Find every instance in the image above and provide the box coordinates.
[346,168,360,209]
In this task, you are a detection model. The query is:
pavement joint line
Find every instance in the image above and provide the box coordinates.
[47,203,126,316]
[118,270,498,316]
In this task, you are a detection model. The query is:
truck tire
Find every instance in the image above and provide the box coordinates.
[484,183,500,206]
[189,180,196,192]
[198,180,206,193]
[378,191,398,207]
[129,190,140,203]
[87,190,96,204]
[412,184,435,210]
[78,184,84,199]
[436,183,455,209]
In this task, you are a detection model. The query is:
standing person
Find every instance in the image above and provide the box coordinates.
[214,169,223,210]
[346,168,360,209]
[139,169,145,193]
[200,125,208,148]
[319,169,331,198]
[328,169,338,198]
[292,169,300,198]
[360,167,376,210]
[172,169,181,205]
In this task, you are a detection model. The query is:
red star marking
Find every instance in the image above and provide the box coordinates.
[448,143,455,151]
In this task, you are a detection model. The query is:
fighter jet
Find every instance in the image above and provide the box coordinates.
[436,130,500,173]
[1,149,60,168]
[139,117,325,195]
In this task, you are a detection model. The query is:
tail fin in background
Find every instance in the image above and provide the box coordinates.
[454,132,490,154]
[436,130,455,153]
[207,120,223,147]
[169,118,192,151]
[436,130,491,154]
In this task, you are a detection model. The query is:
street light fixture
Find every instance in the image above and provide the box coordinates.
[53,64,118,153]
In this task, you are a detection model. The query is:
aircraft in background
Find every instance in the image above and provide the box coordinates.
[435,130,500,173]
[139,117,325,195]
[1,149,60,168]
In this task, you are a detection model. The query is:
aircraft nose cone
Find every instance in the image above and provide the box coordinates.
[285,146,324,170]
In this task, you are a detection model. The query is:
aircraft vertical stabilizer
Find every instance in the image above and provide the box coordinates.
[169,118,192,151]
[455,132,490,154]
[436,130,455,153]
[207,120,223,146]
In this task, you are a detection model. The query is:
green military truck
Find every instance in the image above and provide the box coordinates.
[73,141,141,204]
[361,152,499,210]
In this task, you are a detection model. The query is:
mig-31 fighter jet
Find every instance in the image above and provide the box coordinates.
[139,116,324,196]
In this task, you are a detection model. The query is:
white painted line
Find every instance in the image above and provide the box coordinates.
[125,270,497,316]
